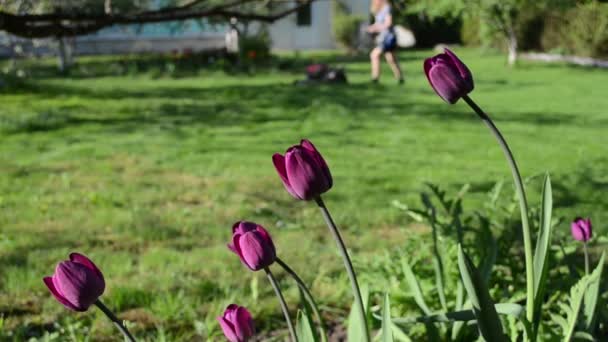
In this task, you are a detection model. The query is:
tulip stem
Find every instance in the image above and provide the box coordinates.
[264,267,299,342]
[276,257,328,342]
[95,300,136,342]
[462,95,534,324]
[583,242,590,275]
[315,196,370,342]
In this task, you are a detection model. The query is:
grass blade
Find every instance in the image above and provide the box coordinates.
[457,244,508,342]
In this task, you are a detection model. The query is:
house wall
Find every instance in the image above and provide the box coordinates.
[269,0,333,50]
[269,0,370,51]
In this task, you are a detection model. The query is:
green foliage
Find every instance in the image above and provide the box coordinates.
[550,262,601,341]
[332,0,364,51]
[460,16,482,47]
[560,1,608,58]
[387,176,607,341]
[240,26,272,63]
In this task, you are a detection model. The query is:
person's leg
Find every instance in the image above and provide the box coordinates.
[384,51,404,83]
[370,47,382,82]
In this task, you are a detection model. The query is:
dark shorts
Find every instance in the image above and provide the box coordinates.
[378,31,397,52]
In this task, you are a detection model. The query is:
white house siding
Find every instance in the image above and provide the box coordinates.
[269,0,369,50]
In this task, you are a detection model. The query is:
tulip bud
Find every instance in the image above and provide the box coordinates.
[571,217,592,242]
[43,253,105,312]
[230,221,276,271]
[272,139,332,201]
[424,48,474,104]
[218,304,255,342]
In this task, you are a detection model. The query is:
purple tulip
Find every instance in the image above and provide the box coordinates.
[272,139,333,201]
[571,217,592,242]
[43,253,105,312]
[218,304,255,342]
[230,221,276,271]
[424,48,474,104]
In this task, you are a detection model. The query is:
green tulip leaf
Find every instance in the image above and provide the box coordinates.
[401,258,432,315]
[451,283,466,341]
[386,303,524,325]
[457,244,508,342]
[533,173,553,333]
[573,331,595,341]
[381,293,393,342]
[583,251,605,331]
[296,309,318,342]
[558,267,600,341]
[347,284,369,342]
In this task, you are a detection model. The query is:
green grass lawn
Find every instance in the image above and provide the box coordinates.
[1,49,607,340]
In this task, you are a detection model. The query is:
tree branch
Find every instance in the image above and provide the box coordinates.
[0,0,316,38]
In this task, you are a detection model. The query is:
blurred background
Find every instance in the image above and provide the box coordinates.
[1,0,607,341]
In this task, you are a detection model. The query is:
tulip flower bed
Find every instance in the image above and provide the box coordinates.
[1,49,608,340]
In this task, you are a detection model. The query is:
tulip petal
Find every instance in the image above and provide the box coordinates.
[444,48,474,90]
[236,306,255,339]
[43,276,81,311]
[239,232,271,271]
[254,226,276,258]
[232,233,245,261]
[232,221,258,235]
[69,253,105,282]
[227,242,237,254]
[423,57,434,78]
[272,153,300,199]
[285,148,328,200]
[218,316,239,342]
[55,262,104,311]
[428,60,469,104]
[571,217,592,242]
[300,139,332,188]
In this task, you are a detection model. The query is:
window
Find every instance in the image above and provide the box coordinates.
[296,2,312,26]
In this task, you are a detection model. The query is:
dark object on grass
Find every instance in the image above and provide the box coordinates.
[295,63,348,85]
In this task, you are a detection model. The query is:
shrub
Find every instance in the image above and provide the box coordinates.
[561,1,608,58]
[333,14,364,51]
[240,33,271,62]
[460,16,481,47]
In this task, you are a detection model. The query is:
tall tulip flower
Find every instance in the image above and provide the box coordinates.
[229,221,276,271]
[424,48,474,104]
[218,304,255,342]
[43,252,105,312]
[227,222,297,341]
[228,222,327,342]
[272,139,332,201]
[272,139,369,342]
[423,49,535,325]
[43,253,135,342]
[571,217,592,242]
[571,217,593,274]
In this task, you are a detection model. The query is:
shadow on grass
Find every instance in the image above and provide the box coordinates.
[3,79,600,136]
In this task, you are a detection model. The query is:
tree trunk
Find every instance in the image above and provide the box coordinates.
[507,28,518,67]
[57,36,72,73]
